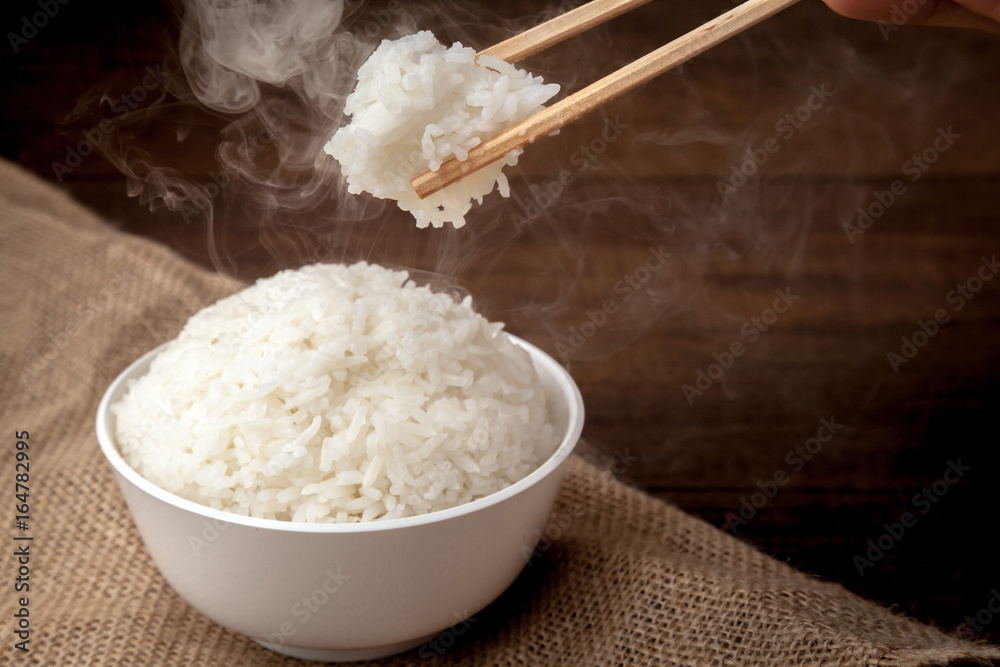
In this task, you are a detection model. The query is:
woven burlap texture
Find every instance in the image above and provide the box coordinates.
[2,157,997,666]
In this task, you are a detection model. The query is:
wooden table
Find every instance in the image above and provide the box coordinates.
[3,0,999,645]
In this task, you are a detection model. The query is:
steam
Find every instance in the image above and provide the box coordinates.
[59,0,983,370]
[179,0,347,113]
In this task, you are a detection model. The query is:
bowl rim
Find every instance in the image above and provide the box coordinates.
[95,334,584,534]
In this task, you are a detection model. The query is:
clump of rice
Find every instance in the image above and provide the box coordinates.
[112,262,557,523]
[325,30,560,229]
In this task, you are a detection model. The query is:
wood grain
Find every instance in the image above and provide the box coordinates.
[2,0,999,646]
[479,0,654,63]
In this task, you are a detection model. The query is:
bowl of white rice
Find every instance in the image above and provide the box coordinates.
[95,262,584,661]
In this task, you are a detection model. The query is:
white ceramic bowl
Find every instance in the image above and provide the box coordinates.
[96,336,583,662]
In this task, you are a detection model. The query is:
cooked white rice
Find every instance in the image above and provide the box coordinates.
[112,262,557,523]
[325,30,560,229]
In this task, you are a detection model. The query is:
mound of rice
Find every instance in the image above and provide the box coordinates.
[112,262,557,523]
[325,30,560,229]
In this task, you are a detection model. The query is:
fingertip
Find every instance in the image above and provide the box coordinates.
[822,0,906,22]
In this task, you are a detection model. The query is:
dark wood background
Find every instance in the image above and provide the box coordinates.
[3,0,999,647]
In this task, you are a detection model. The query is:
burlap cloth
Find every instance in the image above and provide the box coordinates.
[2,156,998,667]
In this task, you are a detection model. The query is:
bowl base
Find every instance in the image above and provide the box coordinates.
[253,633,435,662]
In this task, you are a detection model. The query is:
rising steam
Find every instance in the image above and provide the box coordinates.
[58,0,981,368]
[179,0,348,113]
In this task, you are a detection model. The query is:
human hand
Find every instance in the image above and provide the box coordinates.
[822,0,1000,34]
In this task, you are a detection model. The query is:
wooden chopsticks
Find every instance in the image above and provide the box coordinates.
[411,0,801,199]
